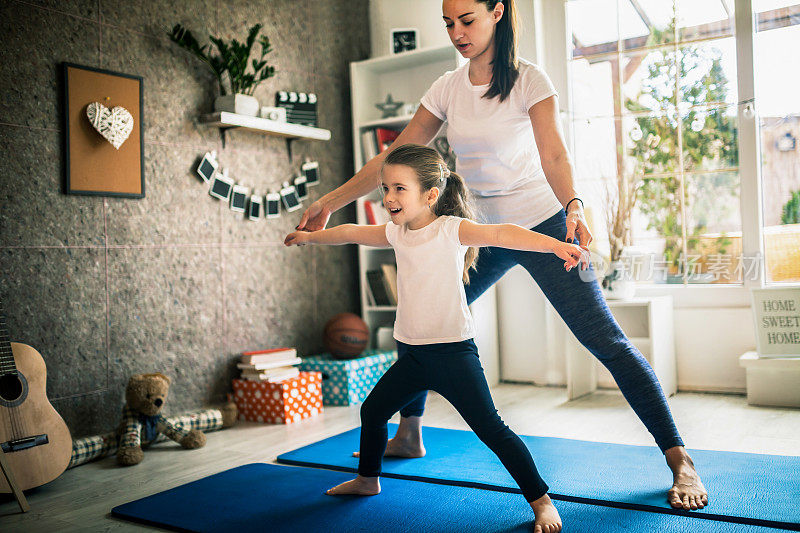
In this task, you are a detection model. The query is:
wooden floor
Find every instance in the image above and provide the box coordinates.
[3,385,799,532]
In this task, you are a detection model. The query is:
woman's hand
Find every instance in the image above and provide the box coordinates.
[552,241,590,272]
[284,231,312,247]
[565,207,593,249]
[296,199,332,232]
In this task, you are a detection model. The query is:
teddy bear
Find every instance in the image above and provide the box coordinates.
[116,373,225,466]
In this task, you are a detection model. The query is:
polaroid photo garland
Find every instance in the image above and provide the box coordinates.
[196,151,321,221]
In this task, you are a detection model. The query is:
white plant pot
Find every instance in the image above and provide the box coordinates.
[602,260,636,300]
[214,94,260,116]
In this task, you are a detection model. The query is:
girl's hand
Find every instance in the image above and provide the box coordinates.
[565,208,593,249]
[284,231,312,247]
[296,199,332,232]
[552,241,590,272]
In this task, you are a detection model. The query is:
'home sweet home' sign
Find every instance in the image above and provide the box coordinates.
[751,288,800,357]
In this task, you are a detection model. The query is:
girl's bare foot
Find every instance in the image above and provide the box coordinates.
[325,475,381,496]
[353,436,426,459]
[529,493,562,533]
[665,446,709,510]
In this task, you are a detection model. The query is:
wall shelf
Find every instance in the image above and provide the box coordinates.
[199,112,331,156]
[199,112,331,140]
[359,114,415,130]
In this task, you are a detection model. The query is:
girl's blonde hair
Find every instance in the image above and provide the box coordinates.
[382,144,479,283]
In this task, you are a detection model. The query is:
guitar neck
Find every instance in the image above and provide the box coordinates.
[0,309,18,375]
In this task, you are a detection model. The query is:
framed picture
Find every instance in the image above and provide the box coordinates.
[391,28,418,54]
[751,288,800,357]
[62,62,144,198]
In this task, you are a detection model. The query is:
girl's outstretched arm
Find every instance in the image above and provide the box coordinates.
[284,224,390,248]
[458,219,590,271]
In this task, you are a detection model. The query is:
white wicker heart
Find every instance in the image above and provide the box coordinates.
[86,102,134,150]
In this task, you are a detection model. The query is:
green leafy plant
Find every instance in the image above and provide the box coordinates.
[782,190,800,224]
[169,23,276,96]
[626,14,738,275]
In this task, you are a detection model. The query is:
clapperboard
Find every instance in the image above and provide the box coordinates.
[275,91,318,127]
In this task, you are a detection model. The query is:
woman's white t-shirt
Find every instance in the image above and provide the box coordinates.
[385,215,475,345]
[420,58,563,229]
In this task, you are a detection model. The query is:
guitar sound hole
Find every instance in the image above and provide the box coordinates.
[0,374,23,402]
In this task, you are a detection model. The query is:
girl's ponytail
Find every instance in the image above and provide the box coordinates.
[433,171,479,283]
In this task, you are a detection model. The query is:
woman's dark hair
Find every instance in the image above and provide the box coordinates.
[382,144,479,283]
[478,0,519,102]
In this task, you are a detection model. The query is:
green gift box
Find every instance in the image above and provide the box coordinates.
[299,349,398,405]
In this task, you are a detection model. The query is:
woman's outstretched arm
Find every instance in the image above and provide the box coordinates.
[529,95,593,247]
[296,106,444,231]
[284,224,390,248]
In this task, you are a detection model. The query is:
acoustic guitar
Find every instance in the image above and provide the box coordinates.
[0,307,72,492]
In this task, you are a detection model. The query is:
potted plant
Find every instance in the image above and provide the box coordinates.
[169,23,276,116]
[602,173,639,299]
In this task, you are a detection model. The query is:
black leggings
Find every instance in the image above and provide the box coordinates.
[358,339,549,502]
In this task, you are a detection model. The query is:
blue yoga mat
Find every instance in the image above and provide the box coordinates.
[277,424,800,531]
[111,463,791,533]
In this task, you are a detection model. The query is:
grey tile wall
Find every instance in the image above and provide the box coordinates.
[0,0,369,438]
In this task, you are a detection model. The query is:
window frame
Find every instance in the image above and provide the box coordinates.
[557,0,800,308]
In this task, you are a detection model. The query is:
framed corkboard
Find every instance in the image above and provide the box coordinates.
[62,63,145,198]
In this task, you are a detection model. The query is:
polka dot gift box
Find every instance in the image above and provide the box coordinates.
[232,372,322,424]
[299,350,398,406]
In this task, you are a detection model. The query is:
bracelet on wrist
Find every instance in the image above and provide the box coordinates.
[565,197,584,213]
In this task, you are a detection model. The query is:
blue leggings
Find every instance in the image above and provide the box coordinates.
[359,339,549,502]
[399,210,684,453]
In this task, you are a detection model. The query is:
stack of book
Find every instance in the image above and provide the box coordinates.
[361,127,400,161]
[237,348,302,382]
[365,263,398,306]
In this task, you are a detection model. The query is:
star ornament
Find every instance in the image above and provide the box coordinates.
[375,94,404,118]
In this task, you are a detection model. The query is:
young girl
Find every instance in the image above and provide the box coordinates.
[285,144,587,532]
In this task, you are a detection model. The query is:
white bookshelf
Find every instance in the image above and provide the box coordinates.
[349,46,463,344]
[348,47,500,384]
[565,296,677,400]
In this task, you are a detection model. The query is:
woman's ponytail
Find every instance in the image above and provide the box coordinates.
[480,0,519,102]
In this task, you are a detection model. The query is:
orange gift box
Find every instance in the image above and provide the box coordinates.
[232,371,323,424]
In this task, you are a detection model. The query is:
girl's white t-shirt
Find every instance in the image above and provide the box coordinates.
[385,215,475,345]
[420,58,564,229]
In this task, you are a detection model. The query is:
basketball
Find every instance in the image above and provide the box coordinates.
[324,313,369,359]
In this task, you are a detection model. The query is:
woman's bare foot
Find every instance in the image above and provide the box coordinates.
[353,436,426,459]
[665,446,709,510]
[353,415,426,458]
[529,493,562,533]
[325,475,381,496]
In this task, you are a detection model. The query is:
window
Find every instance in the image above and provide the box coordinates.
[754,1,800,283]
[567,0,800,286]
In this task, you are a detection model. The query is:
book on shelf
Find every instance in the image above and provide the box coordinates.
[362,199,390,225]
[374,128,400,152]
[363,199,377,225]
[361,129,379,161]
[366,270,393,306]
[361,127,400,162]
[237,357,302,371]
[240,347,298,365]
[366,268,398,306]
[381,263,398,305]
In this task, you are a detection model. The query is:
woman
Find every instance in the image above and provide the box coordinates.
[297,0,708,512]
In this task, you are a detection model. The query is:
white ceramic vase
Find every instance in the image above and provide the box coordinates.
[602,260,636,300]
[214,94,260,116]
